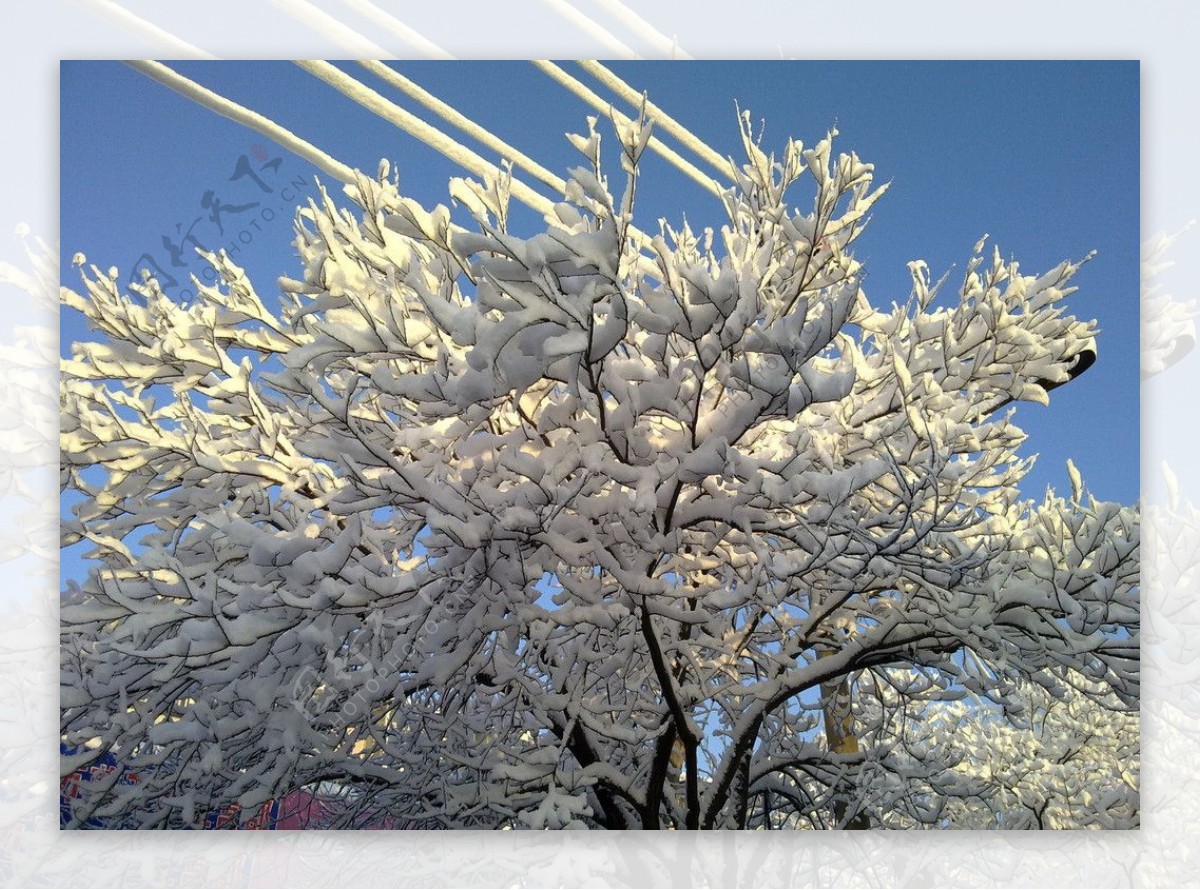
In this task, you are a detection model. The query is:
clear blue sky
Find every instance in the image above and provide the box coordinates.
[60,61,1140,583]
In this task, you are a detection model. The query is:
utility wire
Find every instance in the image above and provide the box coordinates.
[531,60,724,198]
[125,60,358,185]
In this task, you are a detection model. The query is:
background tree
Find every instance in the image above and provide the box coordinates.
[798,666,1139,830]
[61,110,1138,829]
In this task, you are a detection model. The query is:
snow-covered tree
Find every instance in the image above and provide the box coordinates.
[60,111,1138,829]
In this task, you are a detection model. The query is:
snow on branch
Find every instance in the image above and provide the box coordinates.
[61,114,1137,830]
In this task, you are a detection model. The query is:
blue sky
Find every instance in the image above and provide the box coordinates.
[60,61,1140,581]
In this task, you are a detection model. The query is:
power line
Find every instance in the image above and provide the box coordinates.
[124,60,358,185]
[531,59,724,198]
[576,60,730,178]
[358,61,566,196]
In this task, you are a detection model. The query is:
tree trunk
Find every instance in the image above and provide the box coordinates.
[819,653,870,829]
